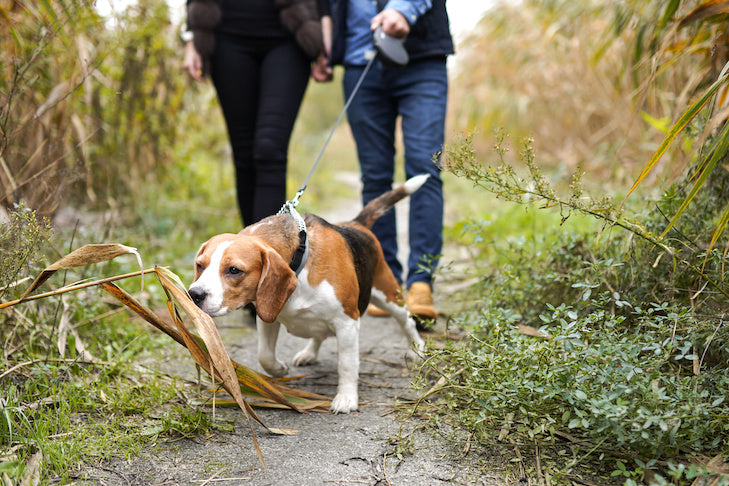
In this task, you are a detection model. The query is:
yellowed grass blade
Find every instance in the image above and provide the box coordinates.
[100,281,330,412]
[18,244,142,301]
[99,282,185,346]
[153,267,268,465]
[623,72,728,204]
[0,269,155,310]
[704,203,729,270]
[678,0,729,28]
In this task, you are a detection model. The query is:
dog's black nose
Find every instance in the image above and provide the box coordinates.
[188,287,206,306]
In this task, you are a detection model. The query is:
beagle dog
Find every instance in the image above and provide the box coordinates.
[188,175,427,413]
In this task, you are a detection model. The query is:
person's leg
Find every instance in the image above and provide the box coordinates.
[210,35,260,227]
[343,62,402,281]
[252,41,311,222]
[386,59,447,323]
[394,59,447,289]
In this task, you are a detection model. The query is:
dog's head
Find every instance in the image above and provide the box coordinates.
[188,233,298,323]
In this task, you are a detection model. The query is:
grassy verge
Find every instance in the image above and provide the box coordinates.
[407,135,729,485]
[0,204,226,482]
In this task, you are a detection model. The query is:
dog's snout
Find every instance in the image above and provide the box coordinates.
[188,286,206,306]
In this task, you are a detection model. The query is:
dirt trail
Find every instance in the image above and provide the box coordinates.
[79,175,497,485]
[82,312,499,485]
[74,295,503,486]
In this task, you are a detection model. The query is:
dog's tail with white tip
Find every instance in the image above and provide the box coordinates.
[354,174,430,229]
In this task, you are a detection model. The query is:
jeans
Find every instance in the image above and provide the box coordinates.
[343,58,447,288]
[211,34,310,226]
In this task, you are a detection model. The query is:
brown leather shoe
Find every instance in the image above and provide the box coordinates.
[367,303,390,317]
[406,282,438,321]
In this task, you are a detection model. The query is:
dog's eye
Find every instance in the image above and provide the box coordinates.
[196,263,204,273]
[227,266,243,276]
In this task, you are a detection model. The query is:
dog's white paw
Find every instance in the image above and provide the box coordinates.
[292,348,317,366]
[329,392,359,414]
[260,359,289,378]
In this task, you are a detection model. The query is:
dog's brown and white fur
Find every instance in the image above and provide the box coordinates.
[188,175,427,413]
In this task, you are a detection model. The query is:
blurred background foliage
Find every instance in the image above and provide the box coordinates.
[0,0,191,216]
[3,0,724,226]
[450,0,729,189]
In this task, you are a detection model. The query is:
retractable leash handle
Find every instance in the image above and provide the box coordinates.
[372,26,409,69]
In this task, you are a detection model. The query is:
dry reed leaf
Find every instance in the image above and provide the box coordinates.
[99,281,330,413]
[0,155,17,197]
[515,324,552,339]
[155,267,260,409]
[34,81,69,120]
[154,267,268,464]
[18,243,142,301]
[691,455,729,486]
[6,245,333,463]
[99,282,184,346]
[679,0,729,27]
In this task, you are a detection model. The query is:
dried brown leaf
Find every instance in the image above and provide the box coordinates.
[515,324,552,339]
[678,0,729,27]
[18,243,142,301]
[154,266,267,466]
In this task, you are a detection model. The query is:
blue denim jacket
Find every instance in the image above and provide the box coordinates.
[321,0,454,67]
[344,0,432,66]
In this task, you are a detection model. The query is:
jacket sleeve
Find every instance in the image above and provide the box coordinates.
[384,0,432,25]
[318,0,331,18]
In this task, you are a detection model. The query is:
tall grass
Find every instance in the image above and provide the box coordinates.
[449,0,712,188]
[1,0,192,216]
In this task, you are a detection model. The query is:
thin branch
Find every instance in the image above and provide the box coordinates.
[0,268,158,310]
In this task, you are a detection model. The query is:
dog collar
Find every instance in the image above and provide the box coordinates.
[278,199,309,275]
[289,229,309,275]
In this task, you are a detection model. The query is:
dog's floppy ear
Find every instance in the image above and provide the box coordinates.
[193,241,208,279]
[255,247,298,323]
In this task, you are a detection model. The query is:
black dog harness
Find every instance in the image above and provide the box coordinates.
[278,199,309,275]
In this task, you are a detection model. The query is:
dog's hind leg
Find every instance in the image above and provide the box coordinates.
[370,257,425,352]
[293,337,323,366]
[370,288,425,352]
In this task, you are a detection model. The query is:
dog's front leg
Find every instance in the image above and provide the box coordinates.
[329,318,360,414]
[257,318,288,377]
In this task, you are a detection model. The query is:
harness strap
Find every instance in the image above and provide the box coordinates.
[275,51,379,274]
[289,229,309,275]
[278,193,309,275]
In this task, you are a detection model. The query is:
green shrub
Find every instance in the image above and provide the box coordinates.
[416,132,729,483]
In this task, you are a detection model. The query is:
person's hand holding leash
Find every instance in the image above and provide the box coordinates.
[182,41,204,82]
[312,15,334,82]
[371,8,409,38]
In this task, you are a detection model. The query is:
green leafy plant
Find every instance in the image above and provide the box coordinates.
[410,125,729,482]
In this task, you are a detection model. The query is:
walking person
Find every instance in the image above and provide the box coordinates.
[182,0,324,226]
[314,0,454,322]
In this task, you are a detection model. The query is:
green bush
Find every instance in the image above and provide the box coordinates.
[416,132,729,483]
